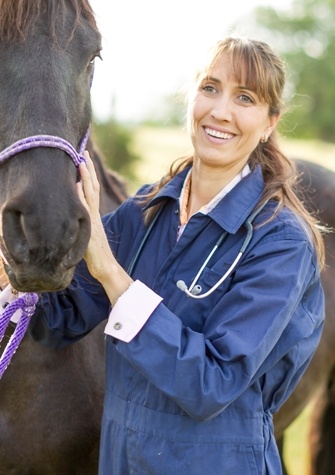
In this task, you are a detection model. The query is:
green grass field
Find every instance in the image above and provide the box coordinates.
[130,125,335,191]
[130,125,335,474]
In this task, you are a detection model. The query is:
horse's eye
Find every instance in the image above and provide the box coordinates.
[89,52,103,65]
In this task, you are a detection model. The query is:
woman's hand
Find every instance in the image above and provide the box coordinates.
[76,152,112,281]
[77,152,133,303]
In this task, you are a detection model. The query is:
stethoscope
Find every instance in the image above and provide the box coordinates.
[127,199,269,300]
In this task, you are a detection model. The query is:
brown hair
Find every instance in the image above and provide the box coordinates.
[141,37,326,267]
[0,0,98,42]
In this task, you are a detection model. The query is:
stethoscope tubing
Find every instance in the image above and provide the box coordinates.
[127,198,269,300]
[179,199,269,299]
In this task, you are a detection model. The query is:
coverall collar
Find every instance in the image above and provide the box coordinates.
[145,165,265,234]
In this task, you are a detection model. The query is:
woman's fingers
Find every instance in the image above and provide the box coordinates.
[83,151,100,190]
[78,151,100,213]
[76,180,88,211]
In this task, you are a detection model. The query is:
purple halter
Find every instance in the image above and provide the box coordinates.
[0,128,90,379]
[0,129,89,166]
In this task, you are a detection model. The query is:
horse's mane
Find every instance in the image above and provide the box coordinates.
[0,0,98,42]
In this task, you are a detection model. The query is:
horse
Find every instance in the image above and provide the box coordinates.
[0,1,127,473]
[274,159,335,474]
[308,366,335,475]
[295,159,335,475]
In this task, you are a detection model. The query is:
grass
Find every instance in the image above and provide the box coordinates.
[283,402,314,474]
[129,125,193,192]
[130,125,335,190]
[130,125,335,474]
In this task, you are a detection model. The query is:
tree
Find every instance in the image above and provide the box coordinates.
[91,119,141,181]
[250,0,335,142]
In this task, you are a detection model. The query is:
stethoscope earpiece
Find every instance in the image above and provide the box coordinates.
[191,284,202,295]
[176,280,188,291]
[176,281,203,296]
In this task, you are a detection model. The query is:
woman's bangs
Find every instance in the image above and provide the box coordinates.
[212,45,271,104]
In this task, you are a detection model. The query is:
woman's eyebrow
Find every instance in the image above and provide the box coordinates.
[203,75,220,83]
[205,75,254,89]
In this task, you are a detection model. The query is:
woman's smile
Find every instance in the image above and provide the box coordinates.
[204,127,235,141]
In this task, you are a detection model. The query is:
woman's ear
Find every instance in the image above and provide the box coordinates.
[265,113,281,138]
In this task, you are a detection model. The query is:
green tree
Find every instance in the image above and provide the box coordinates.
[91,119,141,181]
[251,0,335,142]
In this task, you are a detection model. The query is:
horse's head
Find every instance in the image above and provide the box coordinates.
[0,0,101,291]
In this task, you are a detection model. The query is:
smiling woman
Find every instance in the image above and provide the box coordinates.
[30,35,325,475]
[184,56,280,201]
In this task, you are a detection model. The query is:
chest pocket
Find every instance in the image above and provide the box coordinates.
[190,228,245,300]
[173,262,235,332]
[165,228,250,331]
[195,264,234,296]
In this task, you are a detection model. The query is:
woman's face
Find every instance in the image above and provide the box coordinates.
[187,60,280,175]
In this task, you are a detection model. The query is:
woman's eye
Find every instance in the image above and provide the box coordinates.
[238,94,253,104]
[202,85,217,94]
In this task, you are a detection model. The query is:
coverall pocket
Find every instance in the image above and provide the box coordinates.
[126,429,264,475]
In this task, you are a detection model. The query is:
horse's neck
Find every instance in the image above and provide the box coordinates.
[0,260,9,291]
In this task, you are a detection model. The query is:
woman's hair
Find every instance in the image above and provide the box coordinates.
[141,36,326,268]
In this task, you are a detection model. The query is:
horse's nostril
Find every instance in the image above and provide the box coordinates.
[1,191,90,270]
[1,208,30,263]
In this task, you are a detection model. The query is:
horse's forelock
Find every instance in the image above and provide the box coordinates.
[0,0,98,42]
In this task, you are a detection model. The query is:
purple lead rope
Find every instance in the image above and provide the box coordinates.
[0,293,39,379]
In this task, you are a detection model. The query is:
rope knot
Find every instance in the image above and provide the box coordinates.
[22,292,39,307]
[0,291,40,378]
[21,292,39,317]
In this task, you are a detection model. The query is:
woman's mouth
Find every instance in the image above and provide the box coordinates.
[205,127,234,140]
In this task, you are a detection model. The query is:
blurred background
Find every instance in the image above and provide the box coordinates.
[89,0,335,190]
[87,1,335,472]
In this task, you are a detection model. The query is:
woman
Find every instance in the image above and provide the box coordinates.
[30,37,325,474]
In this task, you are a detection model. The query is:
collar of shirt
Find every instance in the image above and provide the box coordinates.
[144,164,265,235]
[177,164,251,239]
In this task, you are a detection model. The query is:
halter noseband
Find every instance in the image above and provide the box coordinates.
[0,130,89,166]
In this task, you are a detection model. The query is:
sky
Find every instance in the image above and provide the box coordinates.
[89,0,293,123]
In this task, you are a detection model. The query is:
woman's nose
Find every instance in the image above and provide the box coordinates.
[211,96,233,121]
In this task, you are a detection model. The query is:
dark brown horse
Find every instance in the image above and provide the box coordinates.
[274,159,335,474]
[0,1,127,474]
[308,368,335,475]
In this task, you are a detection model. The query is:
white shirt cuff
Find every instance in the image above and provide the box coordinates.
[0,285,24,323]
[104,280,163,343]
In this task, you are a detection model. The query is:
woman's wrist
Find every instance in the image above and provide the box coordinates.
[98,264,134,307]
